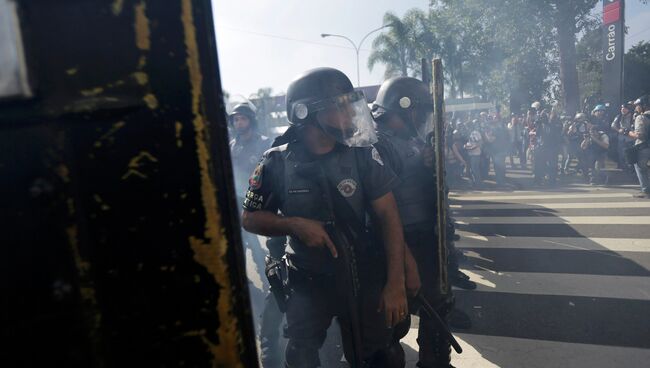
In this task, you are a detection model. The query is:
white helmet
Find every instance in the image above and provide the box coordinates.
[574,113,587,122]
[531,101,542,110]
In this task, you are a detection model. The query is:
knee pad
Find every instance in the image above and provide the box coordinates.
[284,339,321,368]
[367,342,405,368]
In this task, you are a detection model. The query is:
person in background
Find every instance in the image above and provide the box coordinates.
[625,96,650,198]
[447,130,468,187]
[563,113,588,176]
[580,118,610,185]
[464,120,483,188]
[484,114,510,186]
[591,104,608,131]
[611,102,636,171]
[508,113,526,169]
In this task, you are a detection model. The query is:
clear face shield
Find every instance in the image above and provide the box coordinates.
[413,108,434,142]
[311,91,378,147]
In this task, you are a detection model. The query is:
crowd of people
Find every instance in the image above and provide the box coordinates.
[444,97,650,197]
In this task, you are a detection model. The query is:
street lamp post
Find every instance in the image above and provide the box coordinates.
[321,23,393,87]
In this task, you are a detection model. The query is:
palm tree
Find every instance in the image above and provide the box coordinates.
[368,12,418,78]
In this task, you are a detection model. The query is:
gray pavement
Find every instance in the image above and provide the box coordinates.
[399,164,650,367]
[246,161,650,367]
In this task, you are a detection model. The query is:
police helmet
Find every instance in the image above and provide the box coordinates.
[372,77,433,138]
[372,77,431,118]
[531,101,542,110]
[285,67,377,147]
[592,104,606,112]
[634,95,650,108]
[228,102,257,127]
[622,101,634,111]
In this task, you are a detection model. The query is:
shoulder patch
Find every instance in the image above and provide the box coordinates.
[248,162,263,190]
[371,147,384,166]
[265,143,288,154]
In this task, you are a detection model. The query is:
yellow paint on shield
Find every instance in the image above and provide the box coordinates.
[182,0,244,366]
[80,87,104,97]
[143,93,159,109]
[132,71,149,85]
[112,0,124,15]
[134,2,150,51]
[175,121,184,148]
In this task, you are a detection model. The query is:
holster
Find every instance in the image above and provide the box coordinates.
[264,255,289,313]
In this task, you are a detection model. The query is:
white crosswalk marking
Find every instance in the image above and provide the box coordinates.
[450,192,633,201]
[402,188,650,367]
[455,216,650,224]
[451,201,650,210]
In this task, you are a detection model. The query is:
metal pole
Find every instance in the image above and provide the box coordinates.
[432,58,449,295]
[322,23,392,87]
[356,48,361,87]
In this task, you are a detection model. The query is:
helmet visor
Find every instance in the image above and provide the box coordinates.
[414,108,434,141]
[313,91,378,147]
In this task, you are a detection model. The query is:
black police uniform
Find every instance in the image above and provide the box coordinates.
[371,76,463,367]
[243,140,399,367]
[230,133,271,198]
[375,130,454,368]
[230,131,271,287]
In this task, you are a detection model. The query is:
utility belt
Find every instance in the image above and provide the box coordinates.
[625,141,649,165]
[264,254,338,312]
[265,243,386,312]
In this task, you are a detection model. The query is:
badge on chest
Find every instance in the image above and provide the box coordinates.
[337,178,358,198]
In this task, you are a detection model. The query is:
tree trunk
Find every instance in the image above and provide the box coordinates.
[555,3,580,116]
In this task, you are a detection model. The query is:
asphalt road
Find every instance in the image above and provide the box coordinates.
[244,165,650,367]
[399,181,650,367]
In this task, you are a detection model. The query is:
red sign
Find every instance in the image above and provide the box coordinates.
[603,0,621,24]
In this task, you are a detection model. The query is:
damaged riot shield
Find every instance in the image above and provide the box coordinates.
[1,1,258,367]
[422,58,450,296]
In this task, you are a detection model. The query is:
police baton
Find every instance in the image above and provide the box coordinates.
[415,293,463,354]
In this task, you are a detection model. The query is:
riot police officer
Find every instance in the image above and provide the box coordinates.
[241,67,408,367]
[372,76,461,368]
[229,102,271,195]
[229,102,271,282]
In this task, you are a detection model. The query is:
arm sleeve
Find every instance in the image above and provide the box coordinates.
[360,146,399,201]
[635,116,648,141]
[373,136,403,177]
[242,153,281,213]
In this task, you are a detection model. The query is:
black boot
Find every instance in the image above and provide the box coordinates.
[416,332,455,368]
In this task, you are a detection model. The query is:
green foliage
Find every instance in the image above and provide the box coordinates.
[624,41,650,101]
[576,21,603,104]
[370,0,612,113]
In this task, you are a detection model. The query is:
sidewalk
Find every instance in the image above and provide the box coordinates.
[449,159,642,193]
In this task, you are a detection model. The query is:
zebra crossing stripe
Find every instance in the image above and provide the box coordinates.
[451,192,632,201]
[455,233,650,253]
[451,202,650,210]
[455,216,650,225]
[459,270,650,301]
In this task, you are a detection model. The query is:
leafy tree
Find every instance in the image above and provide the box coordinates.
[368,11,418,78]
[624,41,650,101]
[576,21,603,105]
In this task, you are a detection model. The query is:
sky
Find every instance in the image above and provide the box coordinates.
[211,0,650,99]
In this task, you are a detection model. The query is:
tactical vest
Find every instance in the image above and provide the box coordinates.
[279,144,367,274]
[383,133,436,227]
